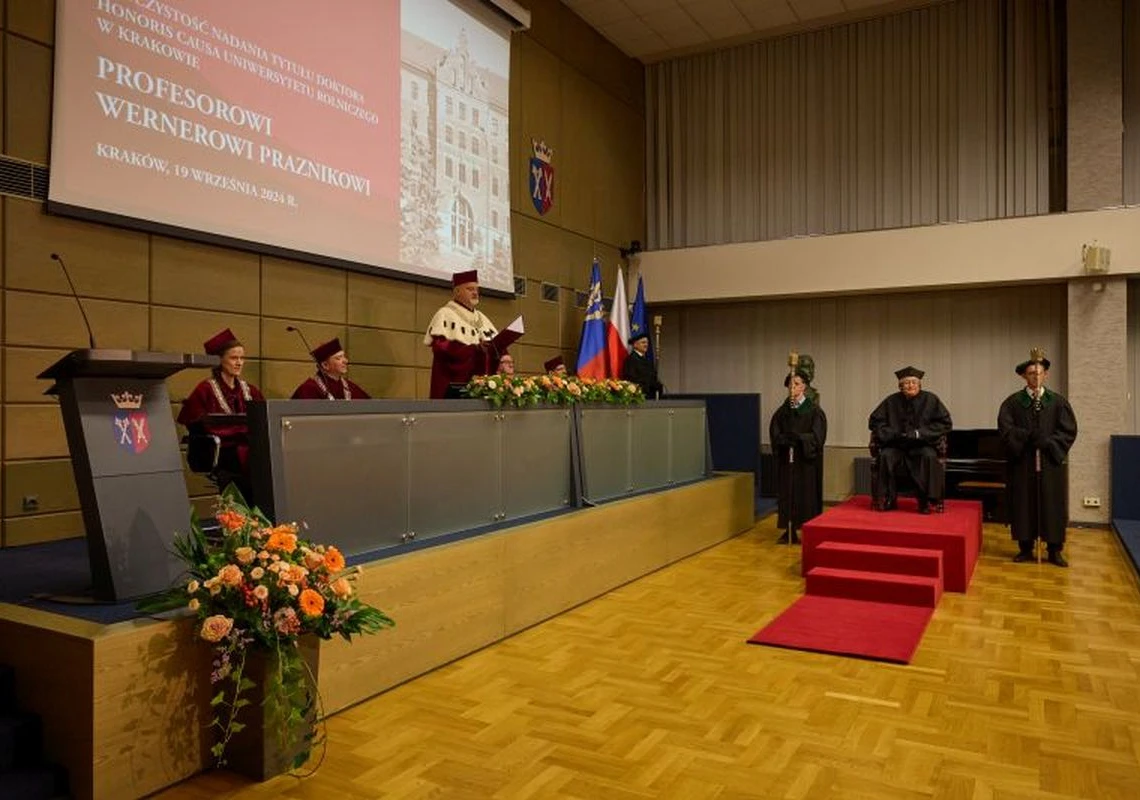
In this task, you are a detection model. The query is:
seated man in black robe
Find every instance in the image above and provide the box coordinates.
[868,366,953,514]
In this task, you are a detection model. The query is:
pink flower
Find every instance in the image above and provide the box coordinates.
[199,615,233,642]
[273,607,301,635]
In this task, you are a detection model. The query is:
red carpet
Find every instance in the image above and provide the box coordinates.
[749,595,934,663]
[749,495,982,663]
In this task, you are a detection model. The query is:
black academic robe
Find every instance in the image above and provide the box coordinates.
[622,352,663,398]
[291,373,371,400]
[997,387,1077,545]
[868,390,953,501]
[769,396,827,531]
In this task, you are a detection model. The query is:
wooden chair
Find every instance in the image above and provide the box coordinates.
[869,432,948,511]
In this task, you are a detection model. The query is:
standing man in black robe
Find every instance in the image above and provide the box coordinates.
[869,366,953,513]
[998,350,1078,566]
[622,333,663,399]
[770,369,827,543]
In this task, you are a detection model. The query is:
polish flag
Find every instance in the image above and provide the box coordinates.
[604,267,631,378]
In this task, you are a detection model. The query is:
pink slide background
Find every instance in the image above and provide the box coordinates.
[50,0,401,267]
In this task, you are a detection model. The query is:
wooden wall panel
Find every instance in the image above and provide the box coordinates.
[260,257,347,323]
[3,346,69,403]
[5,199,150,300]
[4,34,51,162]
[150,238,261,313]
[346,272,417,330]
[6,0,54,45]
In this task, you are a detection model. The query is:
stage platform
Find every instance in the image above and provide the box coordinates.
[0,472,753,800]
[802,495,982,592]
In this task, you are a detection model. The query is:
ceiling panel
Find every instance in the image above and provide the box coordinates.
[560,0,946,63]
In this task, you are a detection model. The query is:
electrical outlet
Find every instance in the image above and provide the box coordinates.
[1082,496,1101,508]
[21,495,39,512]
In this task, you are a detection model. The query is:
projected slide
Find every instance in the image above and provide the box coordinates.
[49,0,514,292]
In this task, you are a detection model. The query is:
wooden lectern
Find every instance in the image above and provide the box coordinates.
[38,350,215,601]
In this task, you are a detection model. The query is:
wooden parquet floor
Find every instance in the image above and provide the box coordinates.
[157,516,1140,799]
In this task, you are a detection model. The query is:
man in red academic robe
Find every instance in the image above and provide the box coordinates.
[291,338,371,400]
[177,328,265,500]
[425,270,500,398]
[544,355,568,376]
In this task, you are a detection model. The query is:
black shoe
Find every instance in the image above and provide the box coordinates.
[1012,551,1034,563]
[777,531,791,544]
[875,497,897,512]
[917,499,931,515]
[1048,551,1069,568]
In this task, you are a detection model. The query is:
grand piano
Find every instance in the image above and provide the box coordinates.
[944,428,1007,522]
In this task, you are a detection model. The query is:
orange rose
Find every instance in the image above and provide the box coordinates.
[298,588,325,617]
[234,546,255,565]
[218,564,243,587]
[323,546,346,573]
[330,577,353,598]
[303,549,324,571]
[199,615,233,642]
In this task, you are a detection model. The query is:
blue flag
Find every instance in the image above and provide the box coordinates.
[576,259,608,378]
[629,274,654,365]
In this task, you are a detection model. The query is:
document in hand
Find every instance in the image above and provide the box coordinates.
[491,315,525,351]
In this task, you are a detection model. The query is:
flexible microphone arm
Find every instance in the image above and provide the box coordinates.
[285,325,313,357]
[50,253,96,349]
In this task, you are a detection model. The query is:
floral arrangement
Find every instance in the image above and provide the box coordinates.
[463,373,644,408]
[141,487,393,773]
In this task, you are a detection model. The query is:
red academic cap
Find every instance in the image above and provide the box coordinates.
[452,270,479,287]
[544,355,565,372]
[311,338,343,363]
[203,328,240,356]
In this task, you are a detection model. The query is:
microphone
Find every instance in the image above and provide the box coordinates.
[50,253,96,349]
[285,325,312,356]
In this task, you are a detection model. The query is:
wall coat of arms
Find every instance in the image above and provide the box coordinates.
[529,139,554,215]
[112,390,150,454]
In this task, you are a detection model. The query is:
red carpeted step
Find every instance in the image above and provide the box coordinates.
[805,566,941,608]
[813,541,943,580]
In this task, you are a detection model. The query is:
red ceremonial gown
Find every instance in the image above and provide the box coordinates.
[291,373,371,400]
[177,373,265,501]
[424,300,500,399]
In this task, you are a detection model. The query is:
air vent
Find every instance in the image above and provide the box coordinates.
[513,275,527,296]
[540,282,559,303]
[0,156,48,200]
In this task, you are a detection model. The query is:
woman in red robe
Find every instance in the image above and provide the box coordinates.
[177,328,264,501]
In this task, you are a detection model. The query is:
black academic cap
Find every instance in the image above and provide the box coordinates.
[1015,358,1051,375]
[894,366,924,380]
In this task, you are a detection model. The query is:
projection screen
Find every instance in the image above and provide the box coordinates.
[48,0,516,292]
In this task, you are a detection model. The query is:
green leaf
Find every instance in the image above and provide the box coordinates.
[209,691,226,707]
[229,721,246,733]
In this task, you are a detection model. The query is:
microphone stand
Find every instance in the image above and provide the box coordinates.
[50,253,96,349]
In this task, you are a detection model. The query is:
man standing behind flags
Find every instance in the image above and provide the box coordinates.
[622,275,663,398]
[425,270,500,399]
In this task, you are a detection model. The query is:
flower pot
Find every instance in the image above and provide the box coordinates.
[223,637,320,781]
